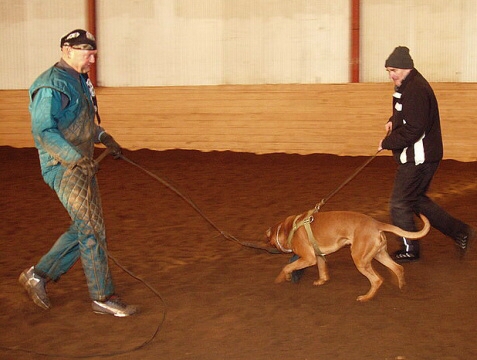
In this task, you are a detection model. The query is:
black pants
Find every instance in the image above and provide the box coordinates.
[390,161,468,243]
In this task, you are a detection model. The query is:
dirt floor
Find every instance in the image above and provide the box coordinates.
[1,145,476,360]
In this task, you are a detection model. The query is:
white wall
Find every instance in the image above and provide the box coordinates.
[0,0,87,89]
[0,0,476,89]
[97,0,349,86]
[361,0,477,82]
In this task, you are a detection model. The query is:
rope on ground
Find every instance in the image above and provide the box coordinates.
[1,149,167,359]
[114,149,384,253]
[1,147,383,357]
[117,152,280,254]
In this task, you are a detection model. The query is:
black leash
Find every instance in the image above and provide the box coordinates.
[110,147,383,253]
[313,149,383,213]
[2,149,166,359]
[3,147,384,358]
[115,151,280,254]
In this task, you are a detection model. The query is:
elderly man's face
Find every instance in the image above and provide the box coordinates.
[386,67,412,87]
[63,46,97,74]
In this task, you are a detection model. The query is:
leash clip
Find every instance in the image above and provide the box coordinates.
[314,199,325,212]
[303,216,314,224]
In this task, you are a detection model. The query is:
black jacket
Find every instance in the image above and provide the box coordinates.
[381,69,443,164]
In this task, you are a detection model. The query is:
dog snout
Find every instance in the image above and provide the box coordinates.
[265,227,273,242]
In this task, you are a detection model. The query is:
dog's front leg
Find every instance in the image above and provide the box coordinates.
[275,256,316,283]
[313,255,329,286]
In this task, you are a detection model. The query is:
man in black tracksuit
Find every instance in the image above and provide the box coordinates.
[379,46,474,262]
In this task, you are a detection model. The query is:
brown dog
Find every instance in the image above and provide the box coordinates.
[266,210,430,301]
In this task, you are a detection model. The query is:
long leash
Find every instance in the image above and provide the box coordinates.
[89,147,382,356]
[114,151,281,254]
[104,148,383,254]
[2,149,167,359]
[80,151,168,358]
[313,149,383,213]
[4,148,382,357]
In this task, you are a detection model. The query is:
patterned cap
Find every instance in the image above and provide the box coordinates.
[60,29,96,50]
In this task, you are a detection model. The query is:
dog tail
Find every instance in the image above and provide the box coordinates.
[379,214,430,239]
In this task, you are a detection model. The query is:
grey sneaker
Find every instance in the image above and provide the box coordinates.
[19,266,51,310]
[92,295,137,317]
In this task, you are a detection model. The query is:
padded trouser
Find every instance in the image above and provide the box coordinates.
[390,162,468,244]
[35,166,114,301]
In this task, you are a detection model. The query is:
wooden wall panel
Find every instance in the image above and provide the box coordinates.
[1,83,475,161]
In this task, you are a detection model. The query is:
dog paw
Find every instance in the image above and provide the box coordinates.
[356,294,372,302]
[274,273,288,283]
[313,278,328,286]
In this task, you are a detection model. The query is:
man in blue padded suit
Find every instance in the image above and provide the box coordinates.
[19,29,136,317]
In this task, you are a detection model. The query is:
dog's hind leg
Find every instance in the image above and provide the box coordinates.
[351,239,383,302]
[374,246,405,289]
[353,262,383,302]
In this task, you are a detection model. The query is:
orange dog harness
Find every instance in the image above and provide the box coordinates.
[287,210,326,259]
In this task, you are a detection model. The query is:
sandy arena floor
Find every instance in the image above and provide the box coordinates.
[1,146,476,360]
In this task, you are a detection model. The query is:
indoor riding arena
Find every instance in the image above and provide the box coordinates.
[1,1,476,360]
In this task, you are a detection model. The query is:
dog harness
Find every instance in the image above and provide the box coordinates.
[286,210,326,259]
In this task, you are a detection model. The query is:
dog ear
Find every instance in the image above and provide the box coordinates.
[282,216,295,236]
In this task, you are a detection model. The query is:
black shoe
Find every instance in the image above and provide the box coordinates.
[393,249,420,263]
[289,254,305,283]
[454,227,476,252]
[291,268,305,283]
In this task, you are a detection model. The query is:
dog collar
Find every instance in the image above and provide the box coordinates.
[275,224,292,253]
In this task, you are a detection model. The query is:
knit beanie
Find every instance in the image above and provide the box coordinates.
[385,46,414,69]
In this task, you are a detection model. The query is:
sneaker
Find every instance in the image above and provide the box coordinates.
[18,266,51,310]
[92,295,137,317]
[393,249,420,263]
[454,226,476,251]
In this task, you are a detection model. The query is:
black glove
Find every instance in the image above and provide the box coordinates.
[71,157,99,177]
[100,133,122,158]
